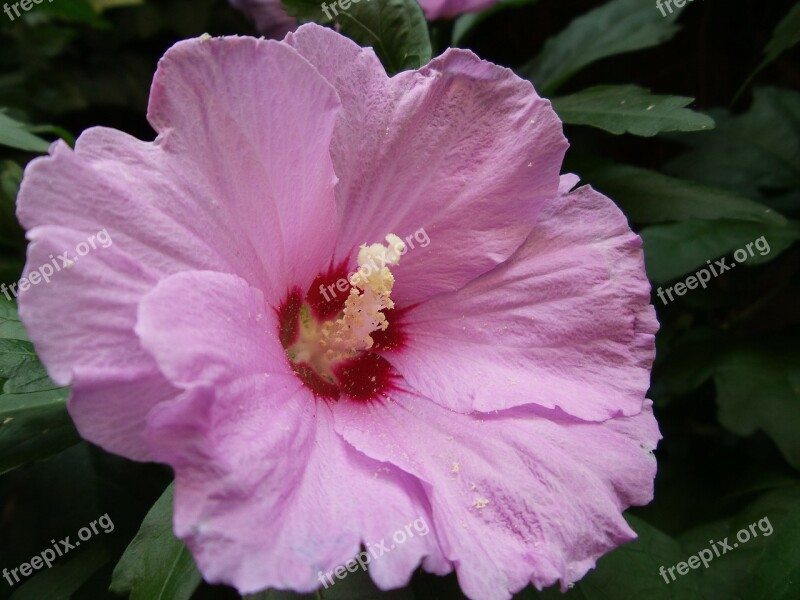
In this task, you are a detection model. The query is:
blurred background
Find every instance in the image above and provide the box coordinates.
[0,0,798,599]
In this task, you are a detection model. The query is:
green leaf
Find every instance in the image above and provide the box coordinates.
[89,0,144,11]
[0,300,79,475]
[553,86,714,136]
[658,84,800,281]
[0,310,61,394]
[110,483,202,600]
[0,338,54,393]
[714,340,800,471]
[0,161,24,247]
[0,388,80,475]
[35,0,107,27]
[278,0,329,21]
[517,515,702,599]
[735,3,800,101]
[0,296,28,341]
[518,0,685,94]
[668,87,800,193]
[640,218,800,283]
[650,327,724,403]
[584,164,785,224]
[9,544,111,600]
[0,109,51,153]
[0,161,26,283]
[762,2,800,68]
[335,0,432,73]
[281,0,431,74]
[27,124,75,148]
[679,482,800,600]
[747,502,800,600]
[574,515,702,599]
[0,161,23,205]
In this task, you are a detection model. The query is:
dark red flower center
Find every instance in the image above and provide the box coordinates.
[277,259,405,402]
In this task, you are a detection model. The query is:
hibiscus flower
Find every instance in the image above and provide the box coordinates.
[17,24,659,600]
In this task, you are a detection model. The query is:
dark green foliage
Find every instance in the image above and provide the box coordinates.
[0,1,798,599]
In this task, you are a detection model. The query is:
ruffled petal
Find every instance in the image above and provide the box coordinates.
[16,36,343,459]
[17,225,176,460]
[136,270,448,593]
[147,35,341,304]
[135,270,288,387]
[382,184,658,421]
[20,37,342,308]
[287,25,568,305]
[333,393,660,600]
[150,388,446,593]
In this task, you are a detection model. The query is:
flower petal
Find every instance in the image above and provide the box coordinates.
[16,36,343,459]
[147,35,342,304]
[136,269,448,593]
[287,25,568,305]
[384,184,658,421]
[136,270,287,388]
[20,37,342,308]
[148,381,447,594]
[18,226,176,460]
[334,393,660,600]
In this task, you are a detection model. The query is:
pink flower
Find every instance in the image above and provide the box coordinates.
[230,0,297,39]
[17,25,659,600]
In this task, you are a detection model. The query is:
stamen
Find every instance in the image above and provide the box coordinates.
[285,234,405,385]
[321,234,405,353]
